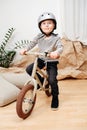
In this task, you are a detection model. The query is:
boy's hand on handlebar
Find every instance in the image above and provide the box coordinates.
[20,49,27,55]
[49,52,60,59]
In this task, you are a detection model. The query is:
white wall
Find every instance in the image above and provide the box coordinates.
[0,0,61,44]
[0,0,87,46]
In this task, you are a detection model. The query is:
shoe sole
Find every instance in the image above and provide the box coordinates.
[51,107,58,111]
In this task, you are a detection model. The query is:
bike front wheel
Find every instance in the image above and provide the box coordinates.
[16,84,36,119]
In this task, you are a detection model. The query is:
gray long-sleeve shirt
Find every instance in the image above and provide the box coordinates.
[27,33,63,61]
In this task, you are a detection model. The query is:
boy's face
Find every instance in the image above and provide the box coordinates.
[40,19,55,35]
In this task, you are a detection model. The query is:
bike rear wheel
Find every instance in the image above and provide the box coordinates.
[45,83,51,97]
[16,84,36,119]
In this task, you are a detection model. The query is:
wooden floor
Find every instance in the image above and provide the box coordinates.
[0,79,87,130]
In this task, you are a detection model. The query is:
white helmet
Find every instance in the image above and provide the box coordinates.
[38,12,57,29]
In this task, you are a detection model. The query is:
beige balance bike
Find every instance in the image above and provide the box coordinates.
[16,51,51,119]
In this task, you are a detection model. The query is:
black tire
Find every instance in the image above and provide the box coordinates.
[45,83,51,97]
[16,84,36,119]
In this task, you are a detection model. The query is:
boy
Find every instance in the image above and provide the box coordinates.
[20,12,63,110]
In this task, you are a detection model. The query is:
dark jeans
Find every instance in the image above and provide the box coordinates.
[26,58,59,96]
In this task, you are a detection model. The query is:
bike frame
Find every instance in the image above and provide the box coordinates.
[24,51,48,95]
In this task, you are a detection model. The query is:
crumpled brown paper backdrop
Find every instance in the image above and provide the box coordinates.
[58,38,87,80]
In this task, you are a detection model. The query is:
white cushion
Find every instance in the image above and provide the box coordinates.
[0,76,20,106]
[1,72,30,89]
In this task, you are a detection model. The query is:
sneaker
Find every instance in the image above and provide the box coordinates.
[51,96,59,110]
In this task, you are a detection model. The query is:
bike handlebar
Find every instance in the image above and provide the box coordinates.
[25,51,50,57]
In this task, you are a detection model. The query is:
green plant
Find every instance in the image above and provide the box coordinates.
[14,40,29,49]
[0,28,16,68]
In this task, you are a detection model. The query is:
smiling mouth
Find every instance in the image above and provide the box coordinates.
[44,28,49,31]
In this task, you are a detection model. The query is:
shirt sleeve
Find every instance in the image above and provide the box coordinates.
[26,36,38,51]
[55,37,63,55]
[26,33,44,51]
